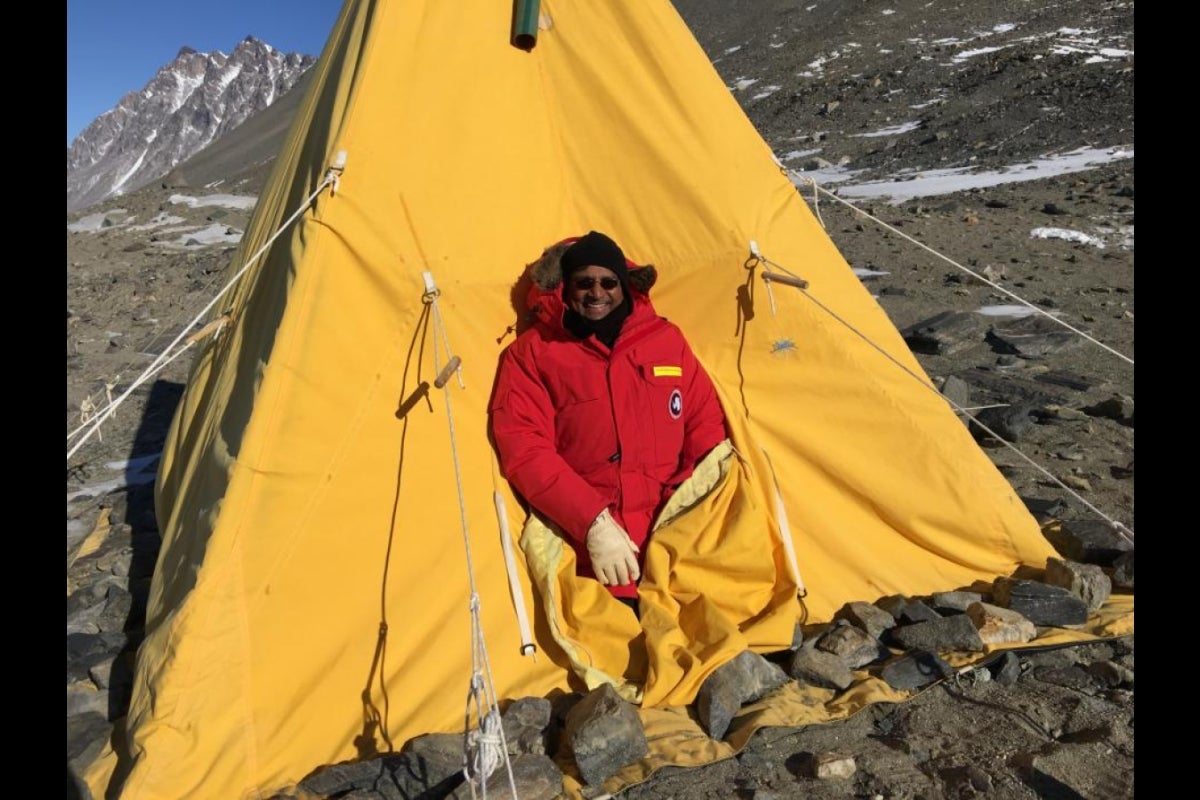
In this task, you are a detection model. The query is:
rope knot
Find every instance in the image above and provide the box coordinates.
[464,709,505,785]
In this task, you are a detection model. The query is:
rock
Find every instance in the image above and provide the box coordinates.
[879,650,955,690]
[986,313,1084,358]
[564,684,648,785]
[969,401,1039,442]
[901,311,989,355]
[451,753,564,800]
[929,590,985,614]
[989,651,1024,686]
[966,602,1037,645]
[501,696,552,756]
[1111,551,1134,589]
[1081,393,1134,425]
[807,751,856,780]
[833,601,897,639]
[992,579,1088,626]
[787,642,856,691]
[696,650,791,740]
[1044,519,1134,566]
[876,595,942,624]
[1044,558,1112,612]
[816,623,890,669]
[887,613,985,652]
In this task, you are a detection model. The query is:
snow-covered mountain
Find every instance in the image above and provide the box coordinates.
[66,36,315,213]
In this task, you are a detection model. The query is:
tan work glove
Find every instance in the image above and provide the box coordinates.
[585,509,641,586]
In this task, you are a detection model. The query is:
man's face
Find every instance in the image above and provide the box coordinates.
[566,266,624,321]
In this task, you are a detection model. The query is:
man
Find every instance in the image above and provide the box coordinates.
[489,231,729,610]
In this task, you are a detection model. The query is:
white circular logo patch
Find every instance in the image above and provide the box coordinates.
[668,389,683,420]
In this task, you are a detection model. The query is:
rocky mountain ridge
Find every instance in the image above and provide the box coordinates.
[67,36,315,213]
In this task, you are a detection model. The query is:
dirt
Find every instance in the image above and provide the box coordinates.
[67,1,1134,797]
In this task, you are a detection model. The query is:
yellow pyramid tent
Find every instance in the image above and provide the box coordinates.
[83,2,1129,798]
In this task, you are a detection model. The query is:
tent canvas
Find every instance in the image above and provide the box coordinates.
[84,2,1129,798]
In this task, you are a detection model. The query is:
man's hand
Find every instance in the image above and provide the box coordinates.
[586,509,641,586]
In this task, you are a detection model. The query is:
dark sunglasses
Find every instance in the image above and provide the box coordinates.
[572,276,621,291]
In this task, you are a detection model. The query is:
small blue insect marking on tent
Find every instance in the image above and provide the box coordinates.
[770,338,797,356]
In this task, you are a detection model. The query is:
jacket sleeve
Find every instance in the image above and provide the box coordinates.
[490,345,609,543]
[669,336,729,487]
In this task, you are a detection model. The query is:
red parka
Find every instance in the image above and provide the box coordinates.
[489,245,728,597]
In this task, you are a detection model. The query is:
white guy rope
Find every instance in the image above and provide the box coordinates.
[791,174,1134,367]
[422,272,518,799]
[67,155,346,462]
[752,245,1133,543]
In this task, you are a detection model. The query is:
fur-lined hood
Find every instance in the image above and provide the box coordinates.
[518,236,660,334]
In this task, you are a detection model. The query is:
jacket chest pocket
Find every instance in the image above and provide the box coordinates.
[636,363,686,468]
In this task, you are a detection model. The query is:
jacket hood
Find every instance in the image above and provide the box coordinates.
[523,237,659,329]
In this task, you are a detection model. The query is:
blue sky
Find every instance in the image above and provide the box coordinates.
[67,1,341,147]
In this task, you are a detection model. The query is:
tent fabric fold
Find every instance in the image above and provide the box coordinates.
[520,439,802,708]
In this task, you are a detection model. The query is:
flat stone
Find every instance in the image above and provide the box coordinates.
[992,579,1088,626]
[901,311,989,356]
[888,613,984,653]
[930,590,985,614]
[300,733,468,799]
[1044,519,1134,566]
[986,314,1083,358]
[879,650,955,691]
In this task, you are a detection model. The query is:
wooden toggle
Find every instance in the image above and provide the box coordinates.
[762,271,809,290]
[185,314,231,344]
[434,356,462,389]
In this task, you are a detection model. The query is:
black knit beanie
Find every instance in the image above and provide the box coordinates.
[559,231,629,286]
